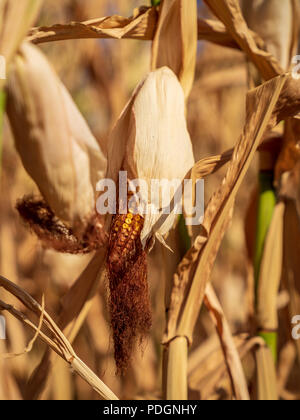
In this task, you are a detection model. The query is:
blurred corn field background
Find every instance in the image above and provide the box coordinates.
[1,0,300,401]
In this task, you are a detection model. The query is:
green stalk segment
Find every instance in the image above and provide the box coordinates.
[259,331,277,362]
[151,0,161,6]
[254,171,276,295]
[254,170,277,361]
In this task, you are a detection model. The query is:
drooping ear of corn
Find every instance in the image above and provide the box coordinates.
[103,66,194,373]
[6,43,107,239]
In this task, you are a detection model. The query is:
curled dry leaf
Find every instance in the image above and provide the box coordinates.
[151,0,198,98]
[272,76,300,125]
[26,5,271,55]
[204,284,250,400]
[6,43,107,239]
[203,0,283,80]
[28,6,158,44]
[241,0,298,71]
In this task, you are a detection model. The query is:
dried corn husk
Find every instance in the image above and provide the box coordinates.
[104,66,195,247]
[6,43,106,234]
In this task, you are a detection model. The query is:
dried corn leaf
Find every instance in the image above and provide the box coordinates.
[27,6,269,54]
[188,334,262,400]
[204,284,250,400]
[0,274,118,400]
[256,202,285,331]
[151,0,198,98]
[272,76,300,125]
[6,43,106,233]
[203,0,283,80]
[164,74,287,345]
[28,6,157,43]
[191,149,233,180]
[25,250,106,400]
[242,0,298,71]
[275,118,300,182]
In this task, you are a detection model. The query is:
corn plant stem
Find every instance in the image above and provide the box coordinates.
[0,90,6,177]
[166,337,188,400]
[178,214,192,256]
[163,216,190,400]
[254,170,277,361]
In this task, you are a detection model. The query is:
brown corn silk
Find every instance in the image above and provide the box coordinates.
[107,193,151,374]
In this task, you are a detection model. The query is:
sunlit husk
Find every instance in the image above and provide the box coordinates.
[6,43,106,234]
[105,66,194,247]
